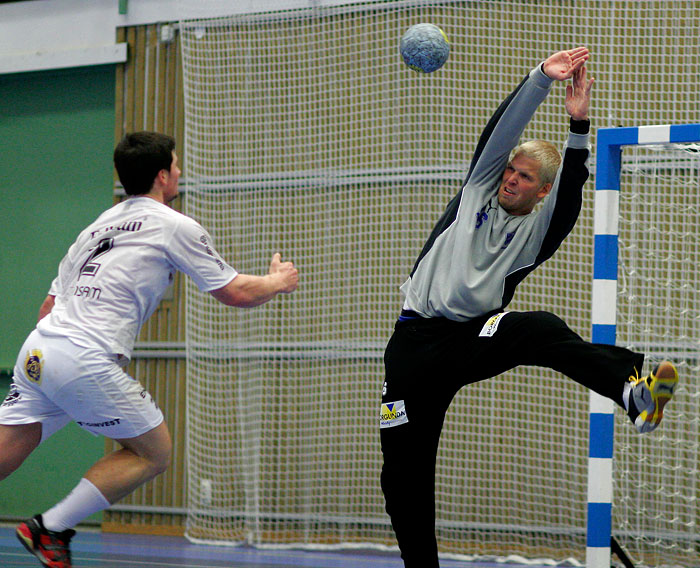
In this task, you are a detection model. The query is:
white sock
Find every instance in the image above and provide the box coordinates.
[622,382,633,411]
[42,478,111,532]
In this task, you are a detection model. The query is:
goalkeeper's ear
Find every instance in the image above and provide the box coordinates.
[536,182,553,200]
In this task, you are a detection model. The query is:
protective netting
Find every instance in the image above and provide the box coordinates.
[177,0,700,563]
[614,143,700,568]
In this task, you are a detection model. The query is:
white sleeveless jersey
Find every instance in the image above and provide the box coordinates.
[37,197,237,359]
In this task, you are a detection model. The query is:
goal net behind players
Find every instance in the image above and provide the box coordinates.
[613,142,700,567]
[177,1,700,564]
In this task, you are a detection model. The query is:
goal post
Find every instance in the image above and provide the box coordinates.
[589,124,700,568]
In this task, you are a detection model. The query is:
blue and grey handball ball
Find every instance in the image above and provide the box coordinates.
[399,23,450,73]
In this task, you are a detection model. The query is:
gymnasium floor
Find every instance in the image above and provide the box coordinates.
[0,525,555,568]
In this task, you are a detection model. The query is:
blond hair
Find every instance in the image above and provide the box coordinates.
[511,140,562,186]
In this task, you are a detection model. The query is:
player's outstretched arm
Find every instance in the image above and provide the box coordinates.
[210,252,298,308]
[542,47,589,81]
[565,66,594,121]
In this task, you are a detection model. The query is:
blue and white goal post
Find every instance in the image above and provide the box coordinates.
[587,123,700,567]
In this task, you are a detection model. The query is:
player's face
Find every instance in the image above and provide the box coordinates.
[163,152,181,203]
[497,154,552,216]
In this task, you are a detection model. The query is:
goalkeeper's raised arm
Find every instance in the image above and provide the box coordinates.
[462,46,589,194]
[563,64,594,121]
[541,46,589,82]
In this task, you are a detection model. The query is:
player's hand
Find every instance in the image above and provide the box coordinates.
[565,66,594,121]
[543,47,589,81]
[268,252,298,294]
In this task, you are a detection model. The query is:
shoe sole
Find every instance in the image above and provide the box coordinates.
[635,361,678,433]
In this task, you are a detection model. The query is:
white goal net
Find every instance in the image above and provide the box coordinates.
[177,0,700,564]
[613,142,700,568]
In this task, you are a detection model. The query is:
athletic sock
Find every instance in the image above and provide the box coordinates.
[42,478,111,532]
[621,382,633,412]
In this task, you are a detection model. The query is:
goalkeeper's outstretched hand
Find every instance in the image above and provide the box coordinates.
[566,66,594,121]
[543,47,589,81]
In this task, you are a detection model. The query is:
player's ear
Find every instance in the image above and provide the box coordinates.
[537,182,552,199]
[155,168,169,186]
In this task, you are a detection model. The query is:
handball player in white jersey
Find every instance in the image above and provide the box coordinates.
[0,131,298,568]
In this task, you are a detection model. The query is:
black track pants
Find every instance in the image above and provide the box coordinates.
[379,310,644,568]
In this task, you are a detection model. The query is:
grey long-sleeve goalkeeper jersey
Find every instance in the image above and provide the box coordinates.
[400,64,590,322]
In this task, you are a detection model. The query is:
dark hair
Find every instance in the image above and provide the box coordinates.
[113,132,176,195]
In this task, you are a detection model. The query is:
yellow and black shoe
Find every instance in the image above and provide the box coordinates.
[627,361,678,434]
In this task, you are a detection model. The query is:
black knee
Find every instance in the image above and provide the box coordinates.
[527,311,580,340]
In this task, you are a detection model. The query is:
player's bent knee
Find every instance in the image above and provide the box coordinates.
[0,453,28,481]
[142,441,172,478]
[528,310,569,331]
[118,421,172,476]
[151,445,172,475]
[0,453,31,481]
[0,423,41,480]
[0,462,18,481]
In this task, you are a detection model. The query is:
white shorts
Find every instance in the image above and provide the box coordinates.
[0,329,164,443]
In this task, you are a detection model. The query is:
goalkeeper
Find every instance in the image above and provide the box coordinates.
[379,47,678,568]
[0,131,298,568]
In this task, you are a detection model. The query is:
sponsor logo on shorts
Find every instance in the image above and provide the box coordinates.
[76,418,122,428]
[24,350,44,384]
[1,384,21,407]
[479,312,509,338]
[140,389,159,409]
[380,400,408,429]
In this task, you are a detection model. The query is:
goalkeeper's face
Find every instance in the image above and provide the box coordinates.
[498,154,552,216]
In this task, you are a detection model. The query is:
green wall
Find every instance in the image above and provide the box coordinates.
[0,65,115,522]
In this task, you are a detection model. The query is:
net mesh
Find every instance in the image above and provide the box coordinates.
[614,143,700,568]
[177,0,700,563]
